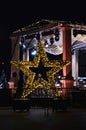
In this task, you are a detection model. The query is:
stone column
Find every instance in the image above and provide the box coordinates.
[72,50,79,86]
[27,48,29,61]
[61,26,74,92]
[62,26,72,77]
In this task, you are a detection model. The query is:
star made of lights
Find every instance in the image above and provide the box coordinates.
[11,40,70,98]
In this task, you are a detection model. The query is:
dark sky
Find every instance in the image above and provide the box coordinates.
[0,1,86,79]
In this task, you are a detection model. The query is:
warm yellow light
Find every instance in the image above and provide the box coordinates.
[11,40,70,98]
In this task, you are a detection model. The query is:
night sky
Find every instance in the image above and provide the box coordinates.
[0,1,86,79]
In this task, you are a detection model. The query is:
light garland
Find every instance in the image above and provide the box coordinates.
[11,40,70,98]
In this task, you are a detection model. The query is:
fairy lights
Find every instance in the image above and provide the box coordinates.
[11,40,70,98]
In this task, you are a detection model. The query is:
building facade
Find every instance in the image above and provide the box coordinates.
[10,19,86,94]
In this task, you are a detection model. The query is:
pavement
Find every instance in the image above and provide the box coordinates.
[0,107,86,130]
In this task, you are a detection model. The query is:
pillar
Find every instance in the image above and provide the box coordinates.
[62,26,72,77]
[61,26,74,92]
[72,50,79,86]
[27,48,29,61]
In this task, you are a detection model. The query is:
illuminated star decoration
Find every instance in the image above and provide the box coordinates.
[11,40,70,98]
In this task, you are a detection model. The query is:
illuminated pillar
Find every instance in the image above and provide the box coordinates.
[72,50,79,86]
[61,27,74,90]
[27,48,29,61]
[62,26,72,77]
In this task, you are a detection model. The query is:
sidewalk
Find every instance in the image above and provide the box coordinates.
[0,107,86,130]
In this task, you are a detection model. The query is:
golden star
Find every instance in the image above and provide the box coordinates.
[11,40,70,98]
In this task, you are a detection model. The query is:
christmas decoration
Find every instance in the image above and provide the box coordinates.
[11,40,70,98]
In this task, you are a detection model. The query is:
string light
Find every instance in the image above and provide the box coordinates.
[11,40,70,98]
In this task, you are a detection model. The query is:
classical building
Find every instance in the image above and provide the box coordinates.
[10,19,86,95]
